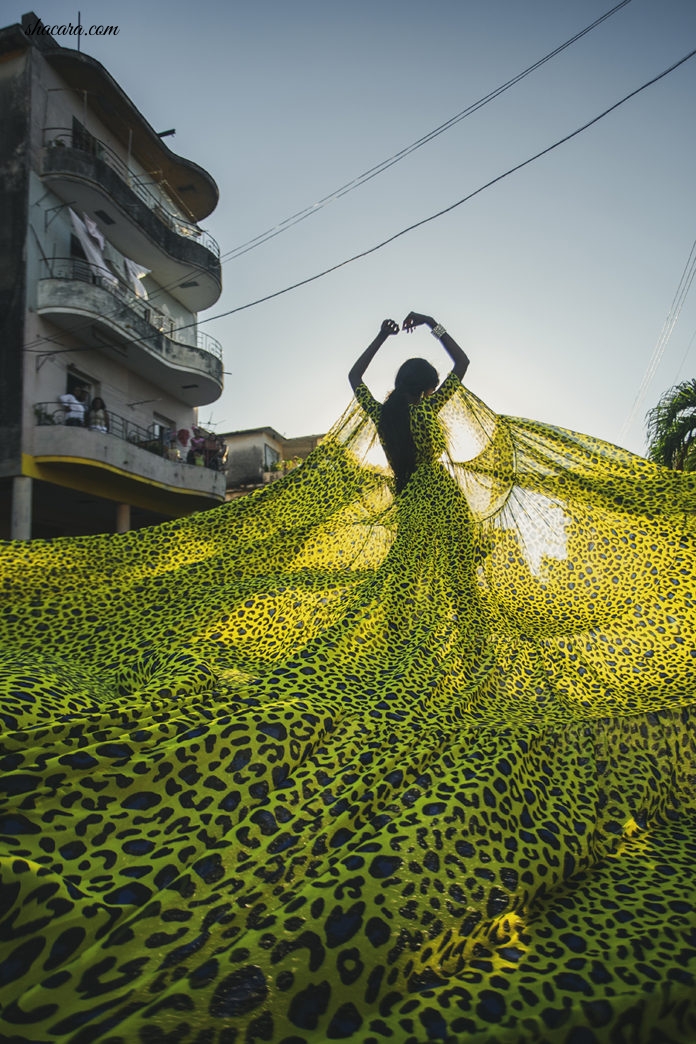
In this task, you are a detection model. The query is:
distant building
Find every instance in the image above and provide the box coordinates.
[0,12,226,539]
[220,426,323,497]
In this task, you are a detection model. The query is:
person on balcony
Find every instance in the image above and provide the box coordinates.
[187,427,206,466]
[86,397,110,434]
[59,386,87,426]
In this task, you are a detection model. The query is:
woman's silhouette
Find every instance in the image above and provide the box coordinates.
[349,311,468,492]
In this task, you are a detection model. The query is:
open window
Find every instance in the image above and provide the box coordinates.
[263,443,280,470]
[66,367,94,402]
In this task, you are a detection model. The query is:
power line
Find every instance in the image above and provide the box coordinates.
[672,324,696,385]
[220,0,634,263]
[24,46,696,357]
[620,234,696,441]
[22,0,633,359]
[187,48,696,328]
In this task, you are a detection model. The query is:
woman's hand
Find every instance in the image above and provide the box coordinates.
[380,318,400,337]
[402,311,435,333]
[403,312,469,378]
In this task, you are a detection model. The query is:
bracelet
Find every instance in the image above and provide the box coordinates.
[431,323,447,339]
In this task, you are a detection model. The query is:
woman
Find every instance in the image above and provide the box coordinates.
[1,319,696,1043]
[86,395,109,433]
[346,311,480,637]
[349,311,469,493]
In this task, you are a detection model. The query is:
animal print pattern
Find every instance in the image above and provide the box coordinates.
[1,376,696,1043]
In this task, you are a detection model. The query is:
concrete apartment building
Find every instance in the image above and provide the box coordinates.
[0,12,226,539]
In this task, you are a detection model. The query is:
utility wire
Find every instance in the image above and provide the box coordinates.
[620,234,696,440]
[190,47,696,328]
[22,0,634,359]
[672,324,696,385]
[24,46,696,356]
[26,0,633,360]
[220,0,633,263]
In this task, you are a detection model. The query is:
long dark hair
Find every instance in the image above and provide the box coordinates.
[378,358,438,493]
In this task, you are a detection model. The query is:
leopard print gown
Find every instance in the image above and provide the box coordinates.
[1,373,696,1043]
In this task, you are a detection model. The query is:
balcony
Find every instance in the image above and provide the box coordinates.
[37,259,223,406]
[32,402,227,507]
[42,43,219,221]
[42,129,222,310]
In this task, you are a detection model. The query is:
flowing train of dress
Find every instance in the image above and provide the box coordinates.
[1,377,696,1043]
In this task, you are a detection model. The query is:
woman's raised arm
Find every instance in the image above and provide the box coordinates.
[348,318,400,392]
[403,311,469,379]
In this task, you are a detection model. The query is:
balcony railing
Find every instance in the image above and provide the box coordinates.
[34,402,226,471]
[40,258,223,361]
[43,127,220,258]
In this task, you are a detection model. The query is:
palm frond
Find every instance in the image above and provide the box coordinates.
[645,379,696,470]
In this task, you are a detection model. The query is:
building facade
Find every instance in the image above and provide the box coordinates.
[221,426,324,497]
[0,12,226,539]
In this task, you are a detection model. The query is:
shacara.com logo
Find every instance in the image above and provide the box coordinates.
[24,18,119,37]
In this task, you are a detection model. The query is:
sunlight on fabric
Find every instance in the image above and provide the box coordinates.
[501,488,569,576]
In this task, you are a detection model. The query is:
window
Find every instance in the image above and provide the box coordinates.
[152,413,175,440]
[66,369,93,402]
[263,443,280,470]
[70,234,86,261]
[68,233,92,283]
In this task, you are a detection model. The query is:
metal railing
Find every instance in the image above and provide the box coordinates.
[196,329,222,359]
[40,258,223,362]
[34,402,225,472]
[35,401,169,457]
[43,127,220,258]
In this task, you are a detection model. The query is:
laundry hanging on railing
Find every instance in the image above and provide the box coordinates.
[69,208,118,287]
[124,257,150,299]
[82,213,105,250]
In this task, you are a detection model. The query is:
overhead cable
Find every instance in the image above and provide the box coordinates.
[24,46,696,355]
[220,0,634,263]
[190,47,696,329]
[620,235,696,440]
[21,0,634,357]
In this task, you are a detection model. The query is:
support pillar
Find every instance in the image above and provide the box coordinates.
[116,503,131,533]
[10,476,32,541]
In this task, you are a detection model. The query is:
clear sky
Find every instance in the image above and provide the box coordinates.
[13,0,696,452]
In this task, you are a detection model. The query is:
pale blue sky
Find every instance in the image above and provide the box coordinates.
[14,0,696,450]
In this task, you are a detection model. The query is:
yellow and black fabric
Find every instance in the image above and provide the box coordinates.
[1,376,696,1043]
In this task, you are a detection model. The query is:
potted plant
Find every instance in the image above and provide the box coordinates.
[34,404,53,425]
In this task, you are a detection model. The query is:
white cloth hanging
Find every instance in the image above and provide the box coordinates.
[69,209,118,287]
[82,213,105,250]
[124,257,150,299]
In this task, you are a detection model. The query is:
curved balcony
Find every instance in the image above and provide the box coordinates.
[37,259,224,406]
[32,403,226,509]
[42,129,222,310]
[44,44,219,221]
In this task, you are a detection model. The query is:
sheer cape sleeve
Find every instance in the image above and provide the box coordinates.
[354,381,382,425]
[428,369,462,414]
